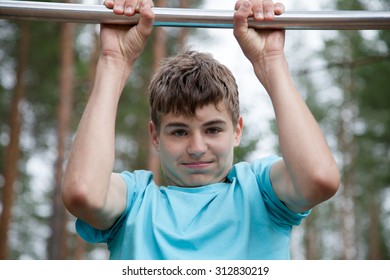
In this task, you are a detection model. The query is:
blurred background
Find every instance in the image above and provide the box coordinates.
[0,0,389,259]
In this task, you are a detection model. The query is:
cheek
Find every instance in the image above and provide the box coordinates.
[213,138,234,156]
[159,139,183,159]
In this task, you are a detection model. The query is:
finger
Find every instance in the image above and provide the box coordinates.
[262,0,275,20]
[274,2,285,15]
[122,0,152,16]
[112,0,125,15]
[111,0,146,16]
[233,0,252,39]
[235,0,254,16]
[136,0,155,38]
[251,0,264,20]
[123,0,140,16]
[134,0,154,12]
[234,0,243,11]
[104,0,115,9]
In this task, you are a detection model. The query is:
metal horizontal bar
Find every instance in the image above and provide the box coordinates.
[1,1,390,30]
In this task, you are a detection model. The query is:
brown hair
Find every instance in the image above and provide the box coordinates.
[149,50,240,133]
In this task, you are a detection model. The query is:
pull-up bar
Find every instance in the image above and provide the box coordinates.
[1,1,390,30]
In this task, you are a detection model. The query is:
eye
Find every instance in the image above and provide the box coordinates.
[171,129,187,137]
[206,127,221,135]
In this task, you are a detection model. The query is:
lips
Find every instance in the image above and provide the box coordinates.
[182,161,213,169]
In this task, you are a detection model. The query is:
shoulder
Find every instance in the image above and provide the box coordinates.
[232,156,309,225]
[119,170,155,191]
[226,155,281,196]
[250,155,282,174]
[117,170,159,210]
[229,155,281,181]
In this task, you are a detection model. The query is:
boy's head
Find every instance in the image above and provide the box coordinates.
[149,50,240,133]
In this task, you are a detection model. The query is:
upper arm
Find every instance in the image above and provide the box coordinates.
[270,159,339,213]
[63,172,128,231]
[99,173,128,229]
[270,159,312,213]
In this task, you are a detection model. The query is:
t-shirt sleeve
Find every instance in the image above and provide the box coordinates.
[75,170,153,243]
[251,155,310,227]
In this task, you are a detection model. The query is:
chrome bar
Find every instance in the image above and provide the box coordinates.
[1,1,390,30]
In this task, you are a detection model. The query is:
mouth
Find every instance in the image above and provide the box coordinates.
[182,161,213,169]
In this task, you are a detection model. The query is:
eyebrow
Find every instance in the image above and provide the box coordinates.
[164,119,227,129]
[203,119,227,127]
[164,122,188,129]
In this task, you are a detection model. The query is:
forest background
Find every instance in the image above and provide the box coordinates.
[0,0,389,260]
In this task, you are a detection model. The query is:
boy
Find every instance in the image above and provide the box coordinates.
[62,0,340,259]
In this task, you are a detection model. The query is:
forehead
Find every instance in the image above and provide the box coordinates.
[161,102,232,126]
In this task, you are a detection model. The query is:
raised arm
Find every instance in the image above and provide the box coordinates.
[233,0,340,213]
[62,0,155,230]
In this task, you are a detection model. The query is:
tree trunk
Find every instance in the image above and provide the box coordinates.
[0,22,30,260]
[367,191,381,259]
[178,0,190,51]
[47,18,75,259]
[147,0,167,184]
[146,0,192,184]
[337,60,358,260]
[87,26,100,99]
[71,24,100,260]
[303,210,319,259]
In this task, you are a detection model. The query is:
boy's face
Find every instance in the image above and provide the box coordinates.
[149,102,243,187]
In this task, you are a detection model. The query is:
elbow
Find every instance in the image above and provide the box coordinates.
[61,180,103,217]
[310,164,340,202]
[61,181,88,215]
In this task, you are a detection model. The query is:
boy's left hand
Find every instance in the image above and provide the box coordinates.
[104,0,154,16]
[233,0,285,66]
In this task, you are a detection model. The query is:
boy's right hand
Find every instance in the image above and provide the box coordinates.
[100,0,155,65]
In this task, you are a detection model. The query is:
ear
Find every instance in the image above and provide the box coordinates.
[233,116,244,147]
[149,121,160,151]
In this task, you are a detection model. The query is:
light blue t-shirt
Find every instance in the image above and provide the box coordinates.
[76,155,309,259]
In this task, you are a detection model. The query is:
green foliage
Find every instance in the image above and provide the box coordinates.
[10,0,384,259]
[0,20,17,176]
[1,0,221,259]
[297,0,390,260]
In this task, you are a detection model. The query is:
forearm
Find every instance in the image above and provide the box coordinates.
[255,56,339,206]
[62,55,131,218]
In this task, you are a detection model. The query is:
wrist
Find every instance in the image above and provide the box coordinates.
[99,52,133,73]
[253,54,289,92]
[98,54,133,85]
[91,55,133,101]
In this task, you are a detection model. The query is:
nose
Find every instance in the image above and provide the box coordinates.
[187,132,207,158]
